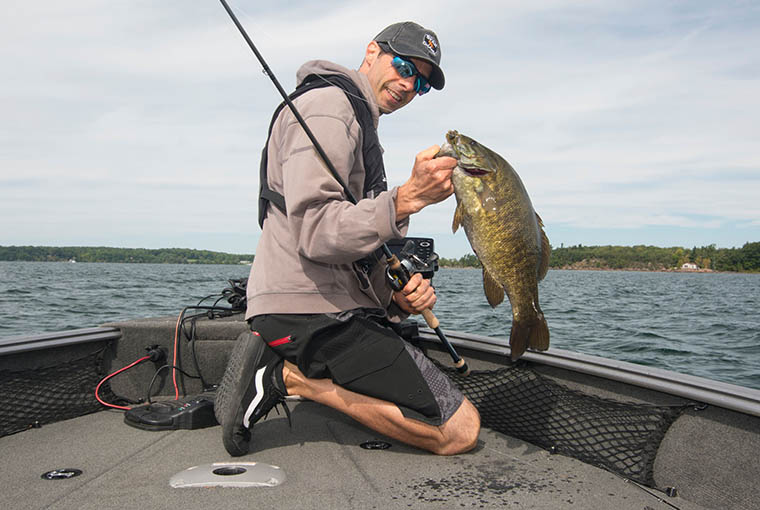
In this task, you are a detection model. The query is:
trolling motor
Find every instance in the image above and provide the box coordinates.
[218,0,468,375]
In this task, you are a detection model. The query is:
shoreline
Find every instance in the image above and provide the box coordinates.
[439,266,744,274]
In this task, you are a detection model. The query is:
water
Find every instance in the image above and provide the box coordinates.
[1,261,758,390]
[432,269,760,390]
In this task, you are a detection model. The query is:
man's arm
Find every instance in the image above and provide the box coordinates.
[277,88,406,264]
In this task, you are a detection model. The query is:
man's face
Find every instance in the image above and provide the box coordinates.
[360,42,433,114]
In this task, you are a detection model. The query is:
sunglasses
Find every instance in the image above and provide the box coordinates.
[390,56,432,96]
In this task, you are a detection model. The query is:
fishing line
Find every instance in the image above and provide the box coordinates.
[218,0,468,375]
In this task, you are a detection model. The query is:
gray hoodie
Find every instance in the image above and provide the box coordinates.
[246,60,409,320]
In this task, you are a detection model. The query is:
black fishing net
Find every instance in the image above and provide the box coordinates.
[0,349,116,438]
[439,361,687,487]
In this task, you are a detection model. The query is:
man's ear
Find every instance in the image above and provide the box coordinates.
[360,41,382,70]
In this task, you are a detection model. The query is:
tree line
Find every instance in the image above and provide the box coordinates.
[438,242,760,273]
[3,243,759,272]
[0,246,254,265]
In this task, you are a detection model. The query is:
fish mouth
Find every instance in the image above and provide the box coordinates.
[460,166,490,177]
[439,142,491,177]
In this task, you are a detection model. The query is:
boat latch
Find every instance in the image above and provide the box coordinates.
[41,468,83,480]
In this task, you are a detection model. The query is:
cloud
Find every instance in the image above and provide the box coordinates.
[1,0,758,254]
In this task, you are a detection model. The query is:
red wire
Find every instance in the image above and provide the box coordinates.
[95,355,151,410]
[98,309,182,409]
[172,312,182,400]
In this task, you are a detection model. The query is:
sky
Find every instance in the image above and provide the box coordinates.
[1,0,758,258]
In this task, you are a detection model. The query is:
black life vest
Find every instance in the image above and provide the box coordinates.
[258,73,387,228]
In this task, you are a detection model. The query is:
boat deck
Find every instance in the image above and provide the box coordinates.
[3,317,759,509]
[3,396,709,510]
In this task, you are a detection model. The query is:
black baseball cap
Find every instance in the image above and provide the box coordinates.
[374,21,444,90]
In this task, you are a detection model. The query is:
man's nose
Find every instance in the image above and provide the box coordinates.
[398,75,416,92]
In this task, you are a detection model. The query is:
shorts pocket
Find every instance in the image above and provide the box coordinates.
[327,336,404,386]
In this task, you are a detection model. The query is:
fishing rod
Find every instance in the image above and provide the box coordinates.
[218,0,468,375]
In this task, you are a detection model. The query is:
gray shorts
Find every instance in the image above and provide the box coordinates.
[250,312,465,426]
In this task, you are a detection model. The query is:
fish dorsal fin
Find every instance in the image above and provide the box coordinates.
[482,267,504,307]
[452,202,463,233]
[536,212,551,281]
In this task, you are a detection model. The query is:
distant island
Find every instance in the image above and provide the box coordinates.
[0,246,253,265]
[1,242,758,273]
[439,243,760,273]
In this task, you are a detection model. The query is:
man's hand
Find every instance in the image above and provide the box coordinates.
[395,145,457,221]
[392,272,437,315]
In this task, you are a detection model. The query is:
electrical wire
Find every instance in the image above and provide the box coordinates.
[95,280,245,410]
[146,364,201,404]
[172,310,184,399]
[95,280,246,407]
[170,297,243,398]
[95,355,151,410]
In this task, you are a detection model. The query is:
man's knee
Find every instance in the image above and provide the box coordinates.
[434,398,481,455]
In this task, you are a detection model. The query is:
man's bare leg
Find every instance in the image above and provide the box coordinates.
[282,360,480,455]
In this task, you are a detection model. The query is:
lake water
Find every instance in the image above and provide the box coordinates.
[1,261,758,390]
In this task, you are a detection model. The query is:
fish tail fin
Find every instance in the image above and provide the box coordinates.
[509,315,550,361]
[529,314,550,352]
[509,322,530,361]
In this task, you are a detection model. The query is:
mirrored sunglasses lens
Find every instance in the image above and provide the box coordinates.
[392,57,415,78]
[416,77,431,95]
[392,56,431,95]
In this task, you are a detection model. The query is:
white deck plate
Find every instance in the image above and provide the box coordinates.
[169,462,285,488]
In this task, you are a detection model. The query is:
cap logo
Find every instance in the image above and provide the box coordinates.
[422,33,439,56]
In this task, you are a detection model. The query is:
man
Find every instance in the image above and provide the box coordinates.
[215,21,481,457]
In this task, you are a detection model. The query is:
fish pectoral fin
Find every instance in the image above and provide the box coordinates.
[452,203,464,233]
[537,214,551,281]
[477,182,499,211]
[482,268,504,307]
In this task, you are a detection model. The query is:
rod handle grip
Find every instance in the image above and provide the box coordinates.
[421,309,439,329]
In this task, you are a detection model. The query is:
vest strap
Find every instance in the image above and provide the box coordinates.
[258,74,387,228]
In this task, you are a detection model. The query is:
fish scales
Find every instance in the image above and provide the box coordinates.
[438,130,550,360]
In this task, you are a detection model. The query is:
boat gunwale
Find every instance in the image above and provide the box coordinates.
[422,328,760,418]
[3,324,759,418]
[0,327,121,355]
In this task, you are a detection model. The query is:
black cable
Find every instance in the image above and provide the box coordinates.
[181,315,212,390]
[175,302,239,390]
[196,293,219,305]
[147,364,202,404]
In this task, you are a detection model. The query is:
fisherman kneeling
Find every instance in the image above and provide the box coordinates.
[215,21,480,457]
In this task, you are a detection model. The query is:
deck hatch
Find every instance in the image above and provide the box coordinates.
[170,462,285,488]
